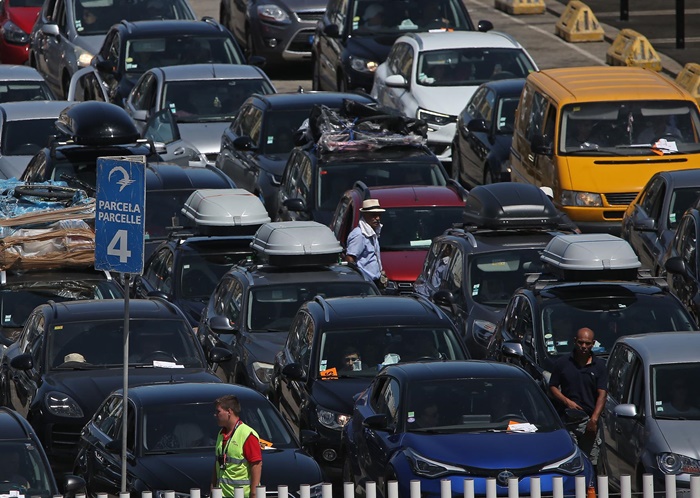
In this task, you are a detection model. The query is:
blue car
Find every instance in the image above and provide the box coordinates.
[341,361,594,497]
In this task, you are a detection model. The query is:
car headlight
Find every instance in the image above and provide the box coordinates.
[404,447,466,478]
[560,190,602,207]
[657,452,700,475]
[316,407,351,430]
[76,48,94,68]
[257,4,290,23]
[472,319,497,346]
[417,108,456,127]
[2,20,29,44]
[349,55,378,73]
[252,361,273,384]
[541,447,585,475]
[45,391,84,418]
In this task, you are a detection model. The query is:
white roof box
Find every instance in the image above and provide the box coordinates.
[541,234,641,280]
[181,189,270,235]
[251,221,342,266]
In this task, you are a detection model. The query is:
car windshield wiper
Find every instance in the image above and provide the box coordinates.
[656,415,688,420]
[147,450,179,455]
[54,363,99,370]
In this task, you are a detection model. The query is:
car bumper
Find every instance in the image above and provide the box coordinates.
[252,18,318,63]
[0,40,30,64]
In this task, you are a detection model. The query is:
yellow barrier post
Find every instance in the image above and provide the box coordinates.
[495,0,545,15]
[606,29,662,71]
[555,1,604,42]
[675,63,700,106]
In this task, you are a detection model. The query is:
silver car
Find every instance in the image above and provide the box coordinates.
[28,0,196,99]
[0,65,55,102]
[602,332,700,493]
[0,100,71,178]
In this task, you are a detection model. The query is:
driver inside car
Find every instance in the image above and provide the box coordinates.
[0,451,30,490]
[637,115,682,144]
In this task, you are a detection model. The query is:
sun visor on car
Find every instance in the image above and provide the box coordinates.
[181,189,270,236]
[250,221,342,266]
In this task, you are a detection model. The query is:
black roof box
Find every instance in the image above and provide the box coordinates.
[463,183,563,229]
[55,102,140,146]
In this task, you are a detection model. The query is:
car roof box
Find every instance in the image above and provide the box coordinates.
[181,189,270,236]
[463,183,562,229]
[541,233,641,281]
[251,221,342,266]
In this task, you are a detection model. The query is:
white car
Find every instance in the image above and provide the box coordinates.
[371,31,537,164]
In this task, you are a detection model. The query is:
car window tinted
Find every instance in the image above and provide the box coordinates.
[469,249,544,307]
[668,187,700,229]
[73,0,194,36]
[380,207,463,250]
[179,252,247,300]
[261,109,312,154]
[350,0,472,34]
[652,363,700,420]
[0,442,55,497]
[125,36,244,73]
[0,84,54,104]
[2,119,59,156]
[145,190,198,239]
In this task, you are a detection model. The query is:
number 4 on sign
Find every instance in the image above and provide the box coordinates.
[107,230,132,263]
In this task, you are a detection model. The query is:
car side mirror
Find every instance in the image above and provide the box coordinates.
[501,340,524,358]
[10,353,33,371]
[613,403,638,418]
[432,289,455,309]
[385,74,408,89]
[95,59,115,74]
[282,362,306,381]
[233,135,257,151]
[563,408,588,430]
[466,118,489,133]
[477,19,493,32]
[41,23,59,36]
[283,197,307,212]
[632,216,655,232]
[323,24,340,37]
[531,134,553,157]
[362,413,388,430]
[208,346,233,364]
[61,475,86,496]
[665,256,688,276]
[248,55,266,68]
[209,315,237,334]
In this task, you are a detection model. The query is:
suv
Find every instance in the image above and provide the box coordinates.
[271,294,469,478]
[198,221,379,394]
[415,183,577,359]
[311,0,492,93]
[486,234,698,389]
[330,181,467,293]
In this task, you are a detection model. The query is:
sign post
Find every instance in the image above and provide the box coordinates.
[94,156,146,493]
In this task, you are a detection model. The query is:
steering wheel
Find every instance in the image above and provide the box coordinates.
[655,131,683,142]
[494,413,526,423]
[491,71,516,81]
[14,184,77,201]
[142,350,178,363]
[415,356,437,361]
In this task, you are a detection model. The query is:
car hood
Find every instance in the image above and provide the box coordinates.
[244,332,288,365]
[7,7,41,34]
[76,34,107,56]
[382,250,428,283]
[179,122,230,156]
[0,156,32,179]
[400,428,577,468]
[258,154,289,176]
[345,35,396,64]
[284,0,327,9]
[310,377,372,414]
[411,85,478,117]
[654,419,700,459]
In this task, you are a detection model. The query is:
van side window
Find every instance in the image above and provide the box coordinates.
[526,92,547,142]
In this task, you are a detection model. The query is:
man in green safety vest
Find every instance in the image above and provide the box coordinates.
[212,395,263,498]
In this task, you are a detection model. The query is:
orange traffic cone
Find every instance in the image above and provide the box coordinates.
[587,486,596,498]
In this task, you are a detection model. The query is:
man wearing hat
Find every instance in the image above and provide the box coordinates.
[345,199,387,288]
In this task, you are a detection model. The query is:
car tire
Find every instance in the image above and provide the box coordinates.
[311,56,321,91]
[61,71,71,100]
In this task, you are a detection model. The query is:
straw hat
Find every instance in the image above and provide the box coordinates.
[360,199,386,213]
[64,352,86,363]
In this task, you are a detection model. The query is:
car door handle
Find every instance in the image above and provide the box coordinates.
[173,147,186,156]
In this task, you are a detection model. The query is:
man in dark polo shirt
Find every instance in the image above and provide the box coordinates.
[549,327,608,471]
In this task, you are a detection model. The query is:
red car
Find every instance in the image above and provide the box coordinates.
[330,182,467,293]
[0,0,41,64]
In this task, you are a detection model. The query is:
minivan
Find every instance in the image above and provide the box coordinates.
[509,66,700,234]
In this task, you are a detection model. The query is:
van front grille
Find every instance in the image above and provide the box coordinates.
[604,192,637,206]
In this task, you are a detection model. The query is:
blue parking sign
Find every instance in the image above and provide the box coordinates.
[94,156,146,274]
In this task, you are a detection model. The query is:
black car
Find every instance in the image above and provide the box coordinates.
[0,298,231,472]
[621,169,700,275]
[414,183,577,359]
[0,267,124,346]
[451,78,525,187]
[311,0,492,93]
[487,234,698,388]
[0,407,84,498]
[74,382,323,498]
[270,294,469,478]
[216,91,375,219]
[69,19,248,107]
[199,221,379,395]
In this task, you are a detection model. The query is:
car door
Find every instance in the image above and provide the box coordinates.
[83,395,126,495]
[277,151,312,221]
[378,43,412,114]
[94,31,122,102]
[222,104,263,193]
[205,277,244,384]
[134,247,173,298]
[125,72,159,132]
[67,67,109,102]
[625,176,666,271]
[667,215,700,320]
[42,0,67,90]
[516,90,556,187]
[315,0,348,91]
[6,312,44,418]
[463,87,495,185]
[229,0,247,45]
[32,0,59,78]
[143,109,203,166]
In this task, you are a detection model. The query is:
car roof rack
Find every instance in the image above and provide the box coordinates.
[250,221,342,267]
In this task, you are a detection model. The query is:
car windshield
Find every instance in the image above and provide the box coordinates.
[316,327,466,378]
[48,318,204,369]
[668,187,700,229]
[317,161,447,211]
[0,442,55,498]
[164,79,275,123]
[124,36,244,73]
[261,109,313,155]
[468,249,544,308]
[559,100,700,155]
[179,252,248,300]
[380,207,464,250]
[0,83,54,104]
[540,290,697,357]
[248,282,378,332]
[73,0,194,36]
[652,363,700,420]
[405,378,561,433]
[350,0,472,35]
[145,190,198,240]
[143,399,294,454]
[416,48,535,87]
[2,119,59,156]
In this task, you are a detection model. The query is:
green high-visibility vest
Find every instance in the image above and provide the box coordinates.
[215,422,259,498]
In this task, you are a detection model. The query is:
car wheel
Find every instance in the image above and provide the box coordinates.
[245,29,256,59]
[483,166,494,185]
[311,56,321,91]
[61,71,71,100]
[338,72,348,93]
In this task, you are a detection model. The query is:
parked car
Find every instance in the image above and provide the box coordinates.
[74,382,323,498]
[216,91,375,219]
[0,100,71,179]
[330,182,467,293]
[371,31,536,164]
[621,169,700,275]
[0,0,43,65]
[342,361,594,498]
[487,234,698,388]
[68,19,247,107]
[0,65,55,101]
[451,78,525,186]
[0,298,231,473]
[601,332,700,492]
[198,221,379,394]
[414,182,577,359]
[0,406,84,497]
[29,0,197,98]
[311,0,492,93]
[271,294,468,478]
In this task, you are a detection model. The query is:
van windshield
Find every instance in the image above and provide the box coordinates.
[559,100,700,155]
